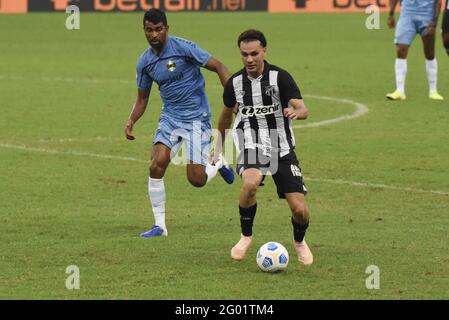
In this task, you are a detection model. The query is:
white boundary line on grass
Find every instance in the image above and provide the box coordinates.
[36,92,369,142]
[0,79,445,196]
[1,75,369,128]
[1,142,448,197]
[295,95,369,129]
[0,74,133,85]
[0,143,148,164]
[0,75,370,128]
[307,177,449,196]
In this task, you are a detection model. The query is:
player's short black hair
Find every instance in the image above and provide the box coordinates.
[237,29,267,48]
[143,8,167,26]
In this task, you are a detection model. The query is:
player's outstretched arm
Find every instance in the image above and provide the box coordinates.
[124,89,150,140]
[205,57,231,87]
[283,99,309,120]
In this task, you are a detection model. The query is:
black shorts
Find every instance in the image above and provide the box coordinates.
[443,5,449,34]
[236,148,308,199]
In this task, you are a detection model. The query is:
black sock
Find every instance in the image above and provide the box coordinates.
[291,217,309,243]
[239,203,257,236]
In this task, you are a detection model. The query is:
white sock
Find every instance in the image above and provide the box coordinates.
[205,162,219,183]
[425,58,438,93]
[395,58,407,94]
[205,154,224,183]
[148,177,166,232]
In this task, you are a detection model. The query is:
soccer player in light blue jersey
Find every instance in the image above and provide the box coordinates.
[387,0,444,101]
[124,9,234,238]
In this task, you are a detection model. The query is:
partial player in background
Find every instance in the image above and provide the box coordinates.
[443,0,449,55]
[387,0,444,100]
[214,30,313,265]
[124,9,234,238]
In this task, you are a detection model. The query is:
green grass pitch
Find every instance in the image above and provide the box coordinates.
[0,12,448,299]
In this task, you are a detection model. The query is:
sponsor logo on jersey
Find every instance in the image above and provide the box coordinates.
[166,60,177,72]
[159,73,184,86]
[240,103,280,117]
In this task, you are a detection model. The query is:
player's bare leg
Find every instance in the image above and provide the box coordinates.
[239,168,262,208]
[422,32,436,61]
[150,143,171,178]
[422,33,444,100]
[186,137,234,187]
[186,163,209,187]
[231,168,263,261]
[396,43,409,59]
[141,143,171,238]
[387,44,409,100]
[186,153,233,187]
[285,192,313,265]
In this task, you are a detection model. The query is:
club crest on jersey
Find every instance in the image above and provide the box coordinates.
[264,85,276,97]
[166,60,176,72]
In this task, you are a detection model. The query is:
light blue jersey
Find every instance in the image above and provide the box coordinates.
[136,36,212,121]
[395,0,436,44]
[401,0,435,18]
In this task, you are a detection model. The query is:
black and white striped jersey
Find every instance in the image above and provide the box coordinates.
[223,61,302,157]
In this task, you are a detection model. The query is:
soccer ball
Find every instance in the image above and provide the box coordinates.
[256,242,289,273]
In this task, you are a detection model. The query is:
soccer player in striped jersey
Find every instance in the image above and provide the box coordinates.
[387,0,444,101]
[443,0,449,55]
[124,9,234,238]
[213,30,313,265]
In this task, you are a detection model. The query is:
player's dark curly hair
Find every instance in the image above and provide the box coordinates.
[237,29,267,48]
[143,8,167,26]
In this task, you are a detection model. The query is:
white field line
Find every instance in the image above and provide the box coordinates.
[2,76,443,196]
[0,74,133,85]
[0,143,147,164]
[1,142,448,197]
[0,75,369,129]
[37,137,124,143]
[307,177,449,197]
[294,95,369,129]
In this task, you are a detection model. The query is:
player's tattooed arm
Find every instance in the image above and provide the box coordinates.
[125,89,150,140]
